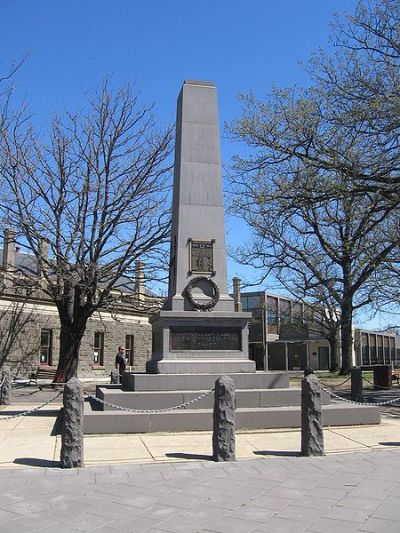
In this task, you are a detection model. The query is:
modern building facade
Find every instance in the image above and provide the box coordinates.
[354,328,400,367]
[240,290,400,371]
[240,291,331,371]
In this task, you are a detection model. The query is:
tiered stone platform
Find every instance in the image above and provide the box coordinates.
[83,372,380,434]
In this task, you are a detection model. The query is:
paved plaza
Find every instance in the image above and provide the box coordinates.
[1,392,400,532]
[0,444,400,533]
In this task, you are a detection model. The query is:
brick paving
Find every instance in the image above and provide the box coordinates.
[0,449,400,532]
[2,383,400,531]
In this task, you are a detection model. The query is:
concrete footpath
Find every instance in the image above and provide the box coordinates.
[1,401,400,532]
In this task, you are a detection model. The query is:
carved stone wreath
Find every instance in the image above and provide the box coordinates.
[186,276,220,311]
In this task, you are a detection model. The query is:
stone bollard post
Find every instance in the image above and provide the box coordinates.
[0,368,11,405]
[110,369,120,384]
[60,378,84,468]
[351,367,363,403]
[301,369,324,457]
[212,376,235,462]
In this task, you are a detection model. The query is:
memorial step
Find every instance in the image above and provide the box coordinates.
[120,371,289,391]
[95,387,331,411]
[84,402,380,434]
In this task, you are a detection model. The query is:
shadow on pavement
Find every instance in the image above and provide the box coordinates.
[379,441,400,447]
[51,408,64,436]
[0,409,61,417]
[165,452,212,461]
[253,450,301,457]
[14,458,61,468]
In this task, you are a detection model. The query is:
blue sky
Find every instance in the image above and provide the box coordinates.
[2,0,395,329]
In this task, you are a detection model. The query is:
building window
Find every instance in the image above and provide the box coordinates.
[279,299,291,323]
[40,329,53,365]
[93,331,104,366]
[370,334,377,364]
[125,335,134,366]
[377,335,384,364]
[361,332,369,365]
[267,296,278,334]
[384,336,390,363]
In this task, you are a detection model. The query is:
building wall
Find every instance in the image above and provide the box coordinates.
[354,328,399,367]
[241,290,332,371]
[0,298,152,378]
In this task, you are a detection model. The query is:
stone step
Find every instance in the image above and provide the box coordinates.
[96,387,331,411]
[147,359,256,374]
[121,371,289,391]
[84,402,380,434]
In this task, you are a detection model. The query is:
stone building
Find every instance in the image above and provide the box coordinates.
[0,231,157,378]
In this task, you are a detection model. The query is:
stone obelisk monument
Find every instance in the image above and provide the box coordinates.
[147,80,254,374]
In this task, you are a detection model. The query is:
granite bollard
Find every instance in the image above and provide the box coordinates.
[60,377,84,468]
[110,369,120,384]
[351,367,363,403]
[301,371,324,456]
[0,368,11,405]
[213,376,235,461]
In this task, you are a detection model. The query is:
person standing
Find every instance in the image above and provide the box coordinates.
[115,346,126,383]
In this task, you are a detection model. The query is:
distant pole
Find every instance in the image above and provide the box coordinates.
[232,277,242,312]
[0,368,11,405]
[351,367,363,403]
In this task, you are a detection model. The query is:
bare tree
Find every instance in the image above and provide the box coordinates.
[228,151,399,373]
[276,273,341,372]
[0,81,173,381]
[228,0,400,373]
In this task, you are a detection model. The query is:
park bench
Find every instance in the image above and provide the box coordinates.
[29,366,62,389]
[392,369,400,388]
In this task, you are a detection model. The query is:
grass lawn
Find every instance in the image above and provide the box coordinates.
[289,371,374,390]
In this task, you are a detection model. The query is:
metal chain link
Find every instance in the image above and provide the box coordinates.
[319,376,351,389]
[0,390,63,420]
[362,377,392,390]
[320,384,400,407]
[85,388,214,414]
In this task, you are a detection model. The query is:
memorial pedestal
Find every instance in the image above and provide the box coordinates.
[146,310,255,374]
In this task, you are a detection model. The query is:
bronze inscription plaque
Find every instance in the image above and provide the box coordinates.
[170,327,241,351]
[189,240,214,273]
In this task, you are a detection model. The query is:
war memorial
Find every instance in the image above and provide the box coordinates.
[84,81,380,434]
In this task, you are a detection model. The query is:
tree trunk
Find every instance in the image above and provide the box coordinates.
[340,302,353,374]
[56,326,86,382]
[329,334,339,373]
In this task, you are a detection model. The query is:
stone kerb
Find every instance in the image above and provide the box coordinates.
[60,377,84,468]
[301,370,324,457]
[213,375,235,461]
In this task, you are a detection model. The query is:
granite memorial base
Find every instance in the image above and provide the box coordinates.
[147,311,254,374]
[84,371,380,434]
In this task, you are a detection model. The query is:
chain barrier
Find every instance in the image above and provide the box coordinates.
[289,371,305,378]
[0,390,63,420]
[85,388,214,414]
[362,377,392,390]
[320,384,400,407]
[319,376,351,389]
